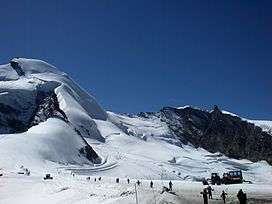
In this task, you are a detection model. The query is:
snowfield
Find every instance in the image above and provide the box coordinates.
[0,58,271,203]
[0,172,272,204]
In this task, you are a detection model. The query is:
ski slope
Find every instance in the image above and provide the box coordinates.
[0,172,272,204]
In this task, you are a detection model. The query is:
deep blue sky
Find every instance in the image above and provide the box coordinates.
[0,1,271,119]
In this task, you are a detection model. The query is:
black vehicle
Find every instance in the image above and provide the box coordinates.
[222,170,243,184]
[211,173,221,185]
[44,174,53,180]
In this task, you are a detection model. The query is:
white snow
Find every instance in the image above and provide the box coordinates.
[222,110,240,117]
[0,119,94,171]
[177,105,191,109]
[0,63,19,81]
[11,58,64,76]
[0,172,272,204]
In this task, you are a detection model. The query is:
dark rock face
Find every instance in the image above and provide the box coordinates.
[79,145,101,164]
[10,60,25,76]
[159,106,272,165]
[29,91,101,164]
[0,89,62,134]
[30,92,68,127]
[0,103,27,133]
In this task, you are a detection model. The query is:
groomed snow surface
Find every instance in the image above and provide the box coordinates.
[0,58,272,203]
[1,173,272,204]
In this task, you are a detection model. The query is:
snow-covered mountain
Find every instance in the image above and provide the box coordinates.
[0,58,106,169]
[0,58,271,184]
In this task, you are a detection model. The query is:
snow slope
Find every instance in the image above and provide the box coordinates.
[0,119,95,170]
[85,112,272,184]
[11,58,107,121]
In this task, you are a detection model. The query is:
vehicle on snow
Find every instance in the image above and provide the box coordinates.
[210,170,243,185]
[44,174,53,180]
[222,170,243,184]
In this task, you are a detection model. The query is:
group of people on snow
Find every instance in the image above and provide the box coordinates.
[87,174,247,204]
[201,186,247,204]
[90,176,173,191]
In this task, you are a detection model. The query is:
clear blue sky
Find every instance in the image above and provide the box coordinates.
[0,0,271,119]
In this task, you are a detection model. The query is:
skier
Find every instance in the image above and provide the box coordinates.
[221,190,227,204]
[127,178,130,184]
[169,181,173,191]
[98,177,101,181]
[200,188,209,204]
[94,178,96,182]
[136,180,141,186]
[150,181,153,188]
[207,185,214,199]
[116,178,119,183]
[237,189,247,204]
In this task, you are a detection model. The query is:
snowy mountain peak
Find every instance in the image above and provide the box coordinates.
[10,58,65,76]
[0,58,109,169]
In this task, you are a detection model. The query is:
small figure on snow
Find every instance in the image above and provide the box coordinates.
[150,181,153,188]
[200,188,209,204]
[207,185,214,199]
[127,178,130,184]
[169,181,173,191]
[237,189,247,204]
[136,180,141,186]
[221,190,227,204]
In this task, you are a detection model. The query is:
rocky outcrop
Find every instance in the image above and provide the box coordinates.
[29,91,101,164]
[10,60,25,76]
[79,145,101,164]
[159,106,272,165]
[30,92,68,127]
